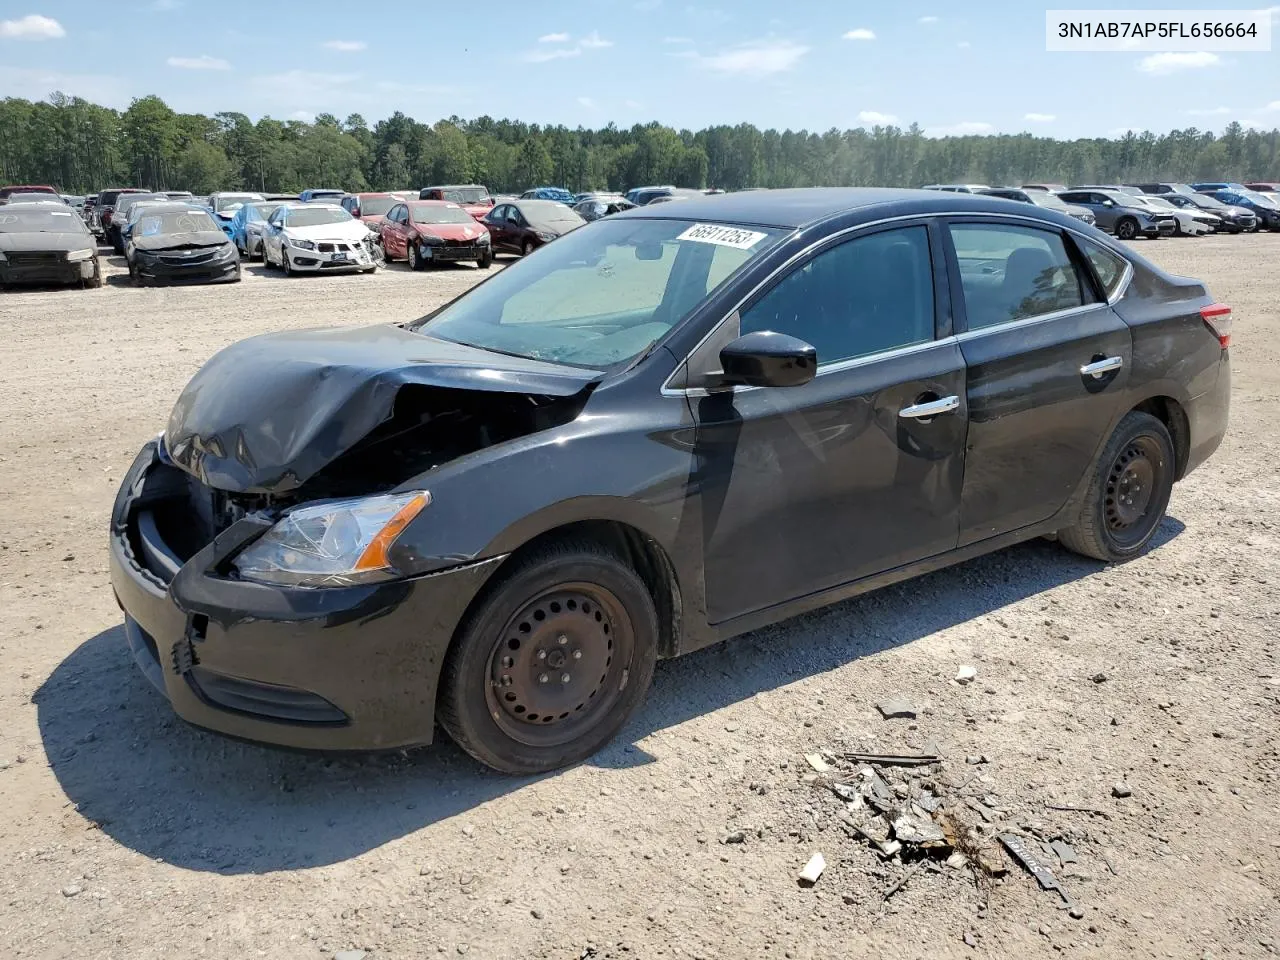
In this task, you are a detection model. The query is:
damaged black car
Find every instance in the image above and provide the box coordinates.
[110,189,1230,773]
[0,203,101,289]
[126,205,241,286]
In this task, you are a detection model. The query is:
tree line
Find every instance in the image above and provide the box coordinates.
[1,92,1277,196]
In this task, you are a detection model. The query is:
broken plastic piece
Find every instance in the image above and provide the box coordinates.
[798,852,826,885]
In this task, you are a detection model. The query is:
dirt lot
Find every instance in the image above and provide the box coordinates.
[1,237,1277,960]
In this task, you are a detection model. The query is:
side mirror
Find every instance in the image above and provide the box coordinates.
[719,331,817,388]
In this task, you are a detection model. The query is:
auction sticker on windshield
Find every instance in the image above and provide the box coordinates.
[676,223,768,249]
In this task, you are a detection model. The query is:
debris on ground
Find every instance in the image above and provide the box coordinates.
[798,852,826,886]
[1111,781,1133,798]
[955,665,978,684]
[876,697,918,720]
[804,753,832,774]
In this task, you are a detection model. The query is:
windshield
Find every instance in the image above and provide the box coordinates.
[247,202,281,218]
[359,196,398,216]
[440,187,490,204]
[1143,197,1177,211]
[1243,191,1278,209]
[1030,192,1069,210]
[213,194,263,212]
[1191,194,1227,210]
[136,210,220,235]
[522,202,586,229]
[412,218,783,368]
[411,204,474,224]
[0,208,89,233]
[286,207,353,227]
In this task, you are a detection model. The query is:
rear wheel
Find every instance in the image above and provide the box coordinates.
[1058,411,1174,562]
[1115,218,1138,241]
[438,540,659,774]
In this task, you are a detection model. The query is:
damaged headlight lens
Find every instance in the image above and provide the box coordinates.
[288,237,317,250]
[65,248,95,261]
[232,491,430,588]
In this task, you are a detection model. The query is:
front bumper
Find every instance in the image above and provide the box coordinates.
[135,254,240,285]
[108,442,503,750]
[283,243,375,272]
[0,255,96,286]
[418,242,490,263]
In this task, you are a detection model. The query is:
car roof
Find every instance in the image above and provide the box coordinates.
[621,186,1094,229]
[132,202,211,213]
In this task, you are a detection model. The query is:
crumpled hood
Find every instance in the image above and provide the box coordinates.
[284,220,370,242]
[418,221,488,242]
[132,230,229,252]
[164,324,600,494]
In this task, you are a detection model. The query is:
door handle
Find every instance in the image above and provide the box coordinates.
[1080,356,1123,379]
[899,395,960,419]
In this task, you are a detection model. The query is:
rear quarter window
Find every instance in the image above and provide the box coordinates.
[1080,240,1129,299]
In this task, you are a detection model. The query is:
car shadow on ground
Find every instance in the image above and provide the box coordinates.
[36,517,1183,874]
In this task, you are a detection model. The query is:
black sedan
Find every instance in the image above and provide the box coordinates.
[126,205,241,285]
[573,195,637,221]
[109,189,1230,773]
[482,199,586,256]
[0,203,101,289]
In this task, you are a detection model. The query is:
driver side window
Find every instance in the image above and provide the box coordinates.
[740,225,936,366]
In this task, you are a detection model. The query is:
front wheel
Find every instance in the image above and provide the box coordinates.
[281,248,294,276]
[438,541,659,774]
[478,249,493,269]
[1115,218,1138,241]
[521,239,535,257]
[408,242,423,271]
[1058,411,1174,562]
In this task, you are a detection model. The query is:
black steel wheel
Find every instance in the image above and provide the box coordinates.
[1115,218,1138,241]
[1058,411,1174,562]
[438,540,659,774]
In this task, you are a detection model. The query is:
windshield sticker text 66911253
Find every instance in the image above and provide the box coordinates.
[676,223,767,249]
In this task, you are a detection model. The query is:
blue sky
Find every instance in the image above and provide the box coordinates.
[1,0,1276,137]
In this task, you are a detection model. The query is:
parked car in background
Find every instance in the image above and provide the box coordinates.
[298,188,346,203]
[228,200,288,258]
[519,186,576,205]
[262,203,379,276]
[1129,194,1216,236]
[109,192,167,251]
[264,193,300,202]
[1127,182,1197,196]
[0,184,58,203]
[82,194,97,223]
[92,187,148,236]
[920,183,990,193]
[625,186,703,205]
[978,187,1095,225]
[126,204,241,286]
[60,194,86,210]
[108,187,1231,773]
[340,192,400,226]
[572,195,636,221]
[1057,188,1174,239]
[164,191,194,201]
[379,200,493,270]
[0,202,100,289]
[1021,183,1068,192]
[417,185,494,220]
[4,192,68,205]
[482,199,586,256]
[1190,182,1245,193]
[207,192,266,236]
[1244,181,1280,193]
[1196,188,1280,231]
[1159,192,1255,233]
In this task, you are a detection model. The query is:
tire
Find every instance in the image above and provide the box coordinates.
[408,241,424,271]
[479,249,493,269]
[1115,218,1138,241]
[1058,411,1175,563]
[281,247,294,276]
[438,540,659,775]
[521,239,534,257]
[85,264,102,289]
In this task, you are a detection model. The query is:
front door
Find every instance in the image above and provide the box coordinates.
[944,219,1132,544]
[687,222,969,624]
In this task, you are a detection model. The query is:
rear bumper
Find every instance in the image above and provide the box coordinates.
[108,443,504,750]
[1184,351,1230,478]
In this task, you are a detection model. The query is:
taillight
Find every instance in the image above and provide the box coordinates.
[1200,303,1232,348]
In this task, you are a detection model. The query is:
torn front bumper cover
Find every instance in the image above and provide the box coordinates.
[108,441,503,750]
[0,254,96,286]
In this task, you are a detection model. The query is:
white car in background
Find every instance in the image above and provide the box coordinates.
[1132,194,1219,236]
[262,203,378,275]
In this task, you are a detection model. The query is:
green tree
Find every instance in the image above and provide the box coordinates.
[514,136,554,186]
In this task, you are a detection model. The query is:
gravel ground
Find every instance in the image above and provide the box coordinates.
[1,237,1277,959]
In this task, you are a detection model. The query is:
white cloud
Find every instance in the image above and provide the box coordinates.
[167,54,230,70]
[1186,106,1233,116]
[577,96,597,109]
[663,35,693,43]
[0,65,127,105]
[1263,100,1280,111]
[699,39,809,76]
[290,110,314,122]
[957,40,971,48]
[579,31,613,49]
[925,121,995,137]
[523,46,582,63]
[858,110,898,125]
[842,28,875,40]
[1024,112,1055,122]
[1136,51,1219,74]
[538,32,570,43]
[0,14,65,39]
[918,15,938,24]
[323,40,367,51]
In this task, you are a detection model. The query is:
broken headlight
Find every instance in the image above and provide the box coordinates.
[232,491,430,588]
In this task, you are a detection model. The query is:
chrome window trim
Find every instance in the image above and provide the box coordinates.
[659,210,1134,397]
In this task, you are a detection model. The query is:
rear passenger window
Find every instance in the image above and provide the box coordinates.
[1080,240,1128,299]
[741,225,935,365]
[948,224,1085,330]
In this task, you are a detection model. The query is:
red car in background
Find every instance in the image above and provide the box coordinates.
[378,200,493,269]
[340,192,403,226]
[417,184,493,221]
[0,184,58,204]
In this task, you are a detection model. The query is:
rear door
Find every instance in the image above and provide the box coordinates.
[943,218,1132,545]
[686,221,969,622]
